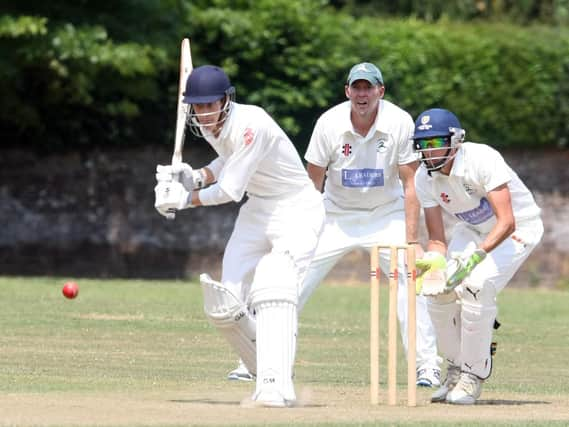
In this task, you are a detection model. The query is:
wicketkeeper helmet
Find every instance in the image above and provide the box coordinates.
[412,108,466,172]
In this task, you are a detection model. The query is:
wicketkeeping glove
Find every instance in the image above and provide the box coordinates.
[415,252,448,296]
[446,248,487,290]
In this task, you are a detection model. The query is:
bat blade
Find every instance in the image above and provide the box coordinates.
[172,38,193,166]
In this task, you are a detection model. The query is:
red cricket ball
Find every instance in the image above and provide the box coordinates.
[62,281,79,299]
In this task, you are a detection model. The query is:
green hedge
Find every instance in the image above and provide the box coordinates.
[355,19,569,148]
[1,1,568,151]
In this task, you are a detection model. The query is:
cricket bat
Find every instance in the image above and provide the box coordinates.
[172,38,193,165]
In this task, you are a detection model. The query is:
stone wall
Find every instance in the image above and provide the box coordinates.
[1,145,567,288]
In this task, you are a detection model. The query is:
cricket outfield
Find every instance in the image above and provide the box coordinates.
[0,277,568,426]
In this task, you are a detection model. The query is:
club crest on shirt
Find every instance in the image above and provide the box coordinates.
[440,192,451,203]
[376,138,387,152]
[244,128,254,146]
[463,183,475,195]
[342,143,352,157]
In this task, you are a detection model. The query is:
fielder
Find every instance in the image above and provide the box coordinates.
[412,108,543,404]
[154,65,325,407]
[298,62,442,386]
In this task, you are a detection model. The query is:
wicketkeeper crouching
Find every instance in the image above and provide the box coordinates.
[412,108,543,405]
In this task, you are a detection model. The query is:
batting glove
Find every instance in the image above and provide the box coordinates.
[154,180,192,219]
[446,248,487,290]
[415,252,448,296]
[156,163,207,192]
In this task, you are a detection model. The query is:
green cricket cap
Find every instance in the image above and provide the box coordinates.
[347,62,384,86]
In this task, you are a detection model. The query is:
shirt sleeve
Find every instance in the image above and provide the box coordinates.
[216,123,274,202]
[198,183,233,206]
[414,168,438,208]
[474,146,511,192]
[398,113,419,165]
[304,117,332,167]
[205,157,224,181]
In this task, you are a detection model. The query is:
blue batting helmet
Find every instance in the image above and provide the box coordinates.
[183,65,235,104]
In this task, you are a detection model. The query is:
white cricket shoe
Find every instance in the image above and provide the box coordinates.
[446,372,483,405]
[416,365,441,388]
[251,389,295,408]
[227,360,255,382]
[431,364,461,402]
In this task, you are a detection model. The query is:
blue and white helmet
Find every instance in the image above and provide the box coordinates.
[412,108,465,172]
[183,65,235,137]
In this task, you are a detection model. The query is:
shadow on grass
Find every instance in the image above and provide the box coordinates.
[477,399,551,406]
[170,398,240,405]
[169,398,326,408]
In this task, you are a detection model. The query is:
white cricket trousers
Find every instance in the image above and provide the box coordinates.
[299,202,440,370]
[222,185,325,305]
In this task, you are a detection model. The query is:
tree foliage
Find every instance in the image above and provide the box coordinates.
[0,1,182,150]
[0,0,568,152]
[331,0,569,25]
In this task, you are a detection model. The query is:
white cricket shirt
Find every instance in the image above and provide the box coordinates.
[415,142,541,234]
[305,100,416,213]
[201,103,312,202]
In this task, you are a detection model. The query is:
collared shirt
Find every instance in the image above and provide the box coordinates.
[201,102,312,202]
[305,100,416,212]
[415,142,541,233]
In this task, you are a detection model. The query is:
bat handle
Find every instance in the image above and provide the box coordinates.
[171,153,182,165]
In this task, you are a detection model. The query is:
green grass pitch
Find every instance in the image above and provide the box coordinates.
[0,276,568,426]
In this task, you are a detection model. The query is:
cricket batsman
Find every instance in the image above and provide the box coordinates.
[154,65,325,407]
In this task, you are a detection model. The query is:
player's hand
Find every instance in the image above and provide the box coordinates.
[170,163,196,191]
[446,248,487,290]
[416,251,446,271]
[415,252,447,295]
[154,180,191,219]
[155,163,196,191]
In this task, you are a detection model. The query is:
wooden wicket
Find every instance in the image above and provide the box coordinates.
[369,244,417,406]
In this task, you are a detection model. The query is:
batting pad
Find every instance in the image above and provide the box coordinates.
[200,273,257,375]
[249,252,298,307]
[427,293,461,367]
[461,300,497,379]
[253,301,297,407]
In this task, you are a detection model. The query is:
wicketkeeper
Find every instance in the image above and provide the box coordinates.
[154,65,325,407]
[412,108,543,404]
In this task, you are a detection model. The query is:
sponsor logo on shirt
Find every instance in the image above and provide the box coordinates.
[440,192,451,203]
[244,128,254,146]
[342,168,384,187]
[342,143,352,157]
[455,197,494,225]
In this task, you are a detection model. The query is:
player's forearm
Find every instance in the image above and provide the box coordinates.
[306,163,326,193]
[195,183,233,206]
[196,167,216,187]
[426,239,447,256]
[403,188,421,243]
[480,218,516,253]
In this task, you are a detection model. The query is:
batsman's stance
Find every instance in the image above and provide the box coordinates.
[412,108,543,404]
[154,65,325,407]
